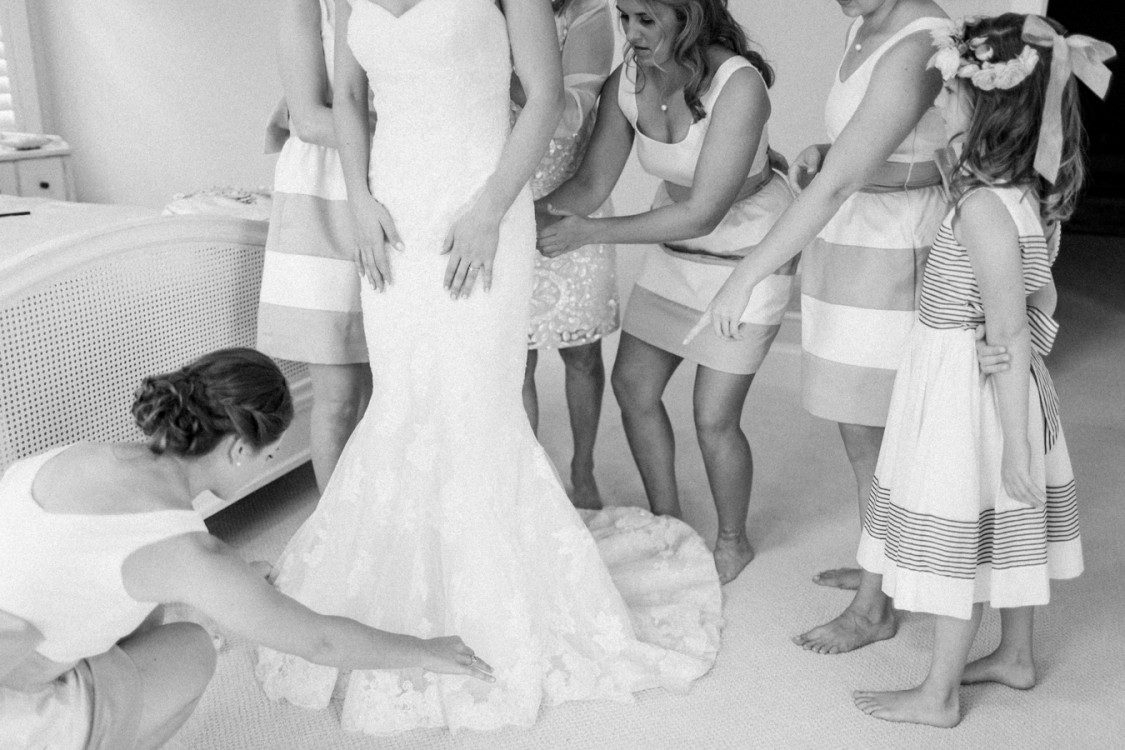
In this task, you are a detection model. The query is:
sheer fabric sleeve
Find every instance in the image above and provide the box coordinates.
[554,0,614,139]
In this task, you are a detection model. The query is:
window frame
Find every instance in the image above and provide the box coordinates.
[0,0,43,133]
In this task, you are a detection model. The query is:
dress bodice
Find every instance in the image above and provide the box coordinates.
[619,56,771,187]
[347,0,511,205]
[825,17,948,164]
[920,187,1057,336]
[0,446,206,665]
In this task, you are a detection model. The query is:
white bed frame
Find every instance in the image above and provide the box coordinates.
[0,214,311,517]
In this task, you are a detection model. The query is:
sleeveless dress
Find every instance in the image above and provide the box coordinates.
[254,0,722,734]
[256,0,368,364]
[856,187,1083,619]
[519,0,619,350]
[801,16,949,425]
[0,445,207,749]
[619,56,797,374]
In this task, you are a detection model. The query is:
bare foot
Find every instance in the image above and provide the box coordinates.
[569,471,604,511]
[853,686,960,727]
[792,604,897,654]
[962,649,1036,690]
[812,567,862,591]
[714,533,755,584]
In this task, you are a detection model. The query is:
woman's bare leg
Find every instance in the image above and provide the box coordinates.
[813,422,885,591]
[611,333,683,517]
[522,349,540,434]
[559,341,606,510]
[118,622,217,749]
[692,365,756,584]
[307,363,371,494]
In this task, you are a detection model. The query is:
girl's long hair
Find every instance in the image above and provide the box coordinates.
[628,0,774,122]
[952,14,1087,222]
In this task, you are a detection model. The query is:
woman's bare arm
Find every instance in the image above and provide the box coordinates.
[122,534,493,679]
[279,0,337,148]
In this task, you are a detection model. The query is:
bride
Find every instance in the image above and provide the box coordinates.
[256,0,722,734]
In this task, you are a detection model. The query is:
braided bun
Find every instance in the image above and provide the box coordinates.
[131,348,293,457]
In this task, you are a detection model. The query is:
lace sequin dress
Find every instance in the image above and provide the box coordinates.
[254,0,722,734]
[518,0,619,350]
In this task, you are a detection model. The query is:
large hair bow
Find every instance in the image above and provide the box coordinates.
[1021,16,1117,183]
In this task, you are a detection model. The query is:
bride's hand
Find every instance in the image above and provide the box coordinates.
[350,193,404,292]
[442,202,501,299]
[416,635,496,683]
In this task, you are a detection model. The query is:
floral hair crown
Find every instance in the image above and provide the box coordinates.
[928,18,1038,91]
[928,16,1117,183]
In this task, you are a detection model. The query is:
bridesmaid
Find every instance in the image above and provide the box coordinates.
[690,0,950,641]
[0,349,490,750]
[517,0,619,510]
[537,0,795,583]
[257,0,374,493]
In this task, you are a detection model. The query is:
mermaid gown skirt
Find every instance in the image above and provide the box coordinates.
[254,0,722,734]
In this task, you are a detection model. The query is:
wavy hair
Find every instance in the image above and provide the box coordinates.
[952,14,1087,222]
[626,0,774,122]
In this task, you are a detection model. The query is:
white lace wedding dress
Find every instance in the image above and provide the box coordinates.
[255,0,722,734]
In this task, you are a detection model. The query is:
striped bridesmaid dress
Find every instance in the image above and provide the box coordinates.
[801,17,950,425]
[857,187,1082,619]
[256,0,367,365]
[620,56,796,375]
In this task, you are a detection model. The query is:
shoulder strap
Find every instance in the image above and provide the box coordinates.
[701,57,757,109]
[864,16,948,71]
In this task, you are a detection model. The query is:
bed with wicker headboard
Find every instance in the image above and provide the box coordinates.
[0,196,311,516]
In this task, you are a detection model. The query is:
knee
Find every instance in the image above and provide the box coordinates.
[693,402,741,442]
[167,623,217,698]
[610,362,647,412]
[559,344,603,377]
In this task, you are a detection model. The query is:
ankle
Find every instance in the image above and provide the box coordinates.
[717,529,749,544]
[570,461,595,481]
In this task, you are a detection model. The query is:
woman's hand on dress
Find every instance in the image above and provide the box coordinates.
[974,324,1011,375]
[683,275,755,344]
[536,206,595,258]
[1001,439,1046,509]
[788,144,825,193]
[350,194,404,293]
[416,635,496,683]
[442,202,501,298]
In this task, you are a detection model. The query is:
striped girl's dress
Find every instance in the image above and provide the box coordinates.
[857,186,1082,620]
[256,0,368,365]
[801,16,950,425]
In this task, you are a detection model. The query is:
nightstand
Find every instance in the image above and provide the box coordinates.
[0,134,77,201]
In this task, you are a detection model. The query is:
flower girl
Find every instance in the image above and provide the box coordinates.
[851,13,1114,727]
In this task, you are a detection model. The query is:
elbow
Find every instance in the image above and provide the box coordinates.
[303,630,339,667]
[684,201,726,237]
[289,114,316,144]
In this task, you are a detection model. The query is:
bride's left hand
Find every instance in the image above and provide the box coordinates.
[442,203,501,299]
[536,207,595,259]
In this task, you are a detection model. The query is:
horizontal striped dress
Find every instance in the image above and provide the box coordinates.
[801,16,950,425]
[620,56,796,375]
[857,187,1082,619]
[256,0,368,365]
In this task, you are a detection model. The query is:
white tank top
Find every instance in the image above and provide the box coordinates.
[618,56,771,187]
[824,16,948,164]
[0,446,207,664]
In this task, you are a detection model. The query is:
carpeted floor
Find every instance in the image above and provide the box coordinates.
[173,238,1125,749]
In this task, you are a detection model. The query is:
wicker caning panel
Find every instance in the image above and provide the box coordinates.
[0,241,307,471]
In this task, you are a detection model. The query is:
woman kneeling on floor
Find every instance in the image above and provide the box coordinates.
[0,348,491,749]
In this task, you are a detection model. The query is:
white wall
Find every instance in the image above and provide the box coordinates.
[30,1,279,207]
[30,0,1018,213]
